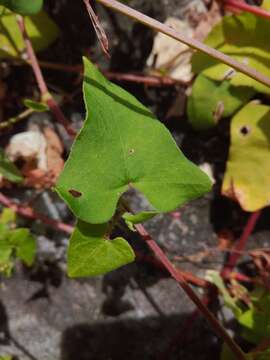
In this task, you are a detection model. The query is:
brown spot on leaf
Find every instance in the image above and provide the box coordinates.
[128,149,135,155]
[69,189,82,198]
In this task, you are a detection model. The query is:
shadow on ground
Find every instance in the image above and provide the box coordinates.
[60,314,220,360]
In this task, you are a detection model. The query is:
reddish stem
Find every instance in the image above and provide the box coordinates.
[0,192,73,234]
[135,250,208,288]
[164,210,262,357]
[25,60,183,87]
[224,0,270,20]
[105,71,186,86]
[222,211,261,277]
[16,17,76,137]
[0,192,205,287]
[135,223,246,360]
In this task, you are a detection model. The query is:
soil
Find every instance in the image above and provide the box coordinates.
[0,1,270,359]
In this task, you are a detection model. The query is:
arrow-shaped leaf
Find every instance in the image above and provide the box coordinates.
[56,58,211,224]
[67,220,135,277]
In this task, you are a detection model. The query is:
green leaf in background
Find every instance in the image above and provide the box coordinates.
[206,270,242,317]
[220,345,253,360]
[9,228,36,266]
[0,6,59,58]
[220,344,237,360]
[0,236,13,276]
[0,0,43,15]
[23,99,49,112]
[56,58,211,224]
[0,148,23,183]
[253,348,270,360]
[222,102,270,212]
[0,208,16,225]
[238,293,270,344]
[187,74,254,130]
[68,220,135,277]
[192,11,270,94]
[0,355,13,360]
[123,211,159,231]
[0,208,36,275]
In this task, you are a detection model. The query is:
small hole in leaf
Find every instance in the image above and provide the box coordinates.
[128,149,135,155]
[68,189,82,198]
[240,126,251,136]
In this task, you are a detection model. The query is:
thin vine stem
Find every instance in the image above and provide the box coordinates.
[10,59,183,86]
[0,192,74,234]
[0,108,33,130]
[135,223,247,360]
[16,16,76,137]
[95,0,270,88]
[222,210,261,277]
[224,0,270,20]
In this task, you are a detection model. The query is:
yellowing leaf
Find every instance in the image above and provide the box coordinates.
[222,102,270,211]
[67,221,135,277]
[262,0,270,10]
[202,56,270,95]
[56,58,211,224]
[0,208,16,225]
[192,12,270,94]
[0,7,59,58]
[0,0,43,15]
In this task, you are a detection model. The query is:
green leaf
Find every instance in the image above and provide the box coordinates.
[0,355,13,360]
[0,227,13,276]
[187,74,254,130]
[238,293,270,344]
[56,58,211,224]
[0,0,43,15]
[68,220,135,277]
[202,57,270,95]
[253,348,270,360]
[9,228,36,266]
[23,99,48,112]
[206,270,242,317]
[0,212,36,274]
[0,6,59,58]
[0,148,23,183]
[0,245,13,275]
[0,208,16,226]
[220,345,252,360]
[123,211,158,231]
[222,102,270,211]
[192,12,270,94]
[220,344,237,360]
